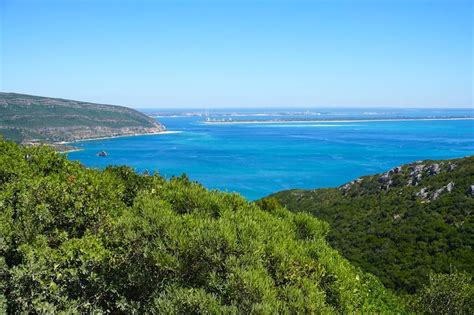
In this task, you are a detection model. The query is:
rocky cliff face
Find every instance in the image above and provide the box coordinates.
[0,92,165,143]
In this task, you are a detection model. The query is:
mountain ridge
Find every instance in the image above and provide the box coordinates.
[267,155,474,294]
[0,92,165,144]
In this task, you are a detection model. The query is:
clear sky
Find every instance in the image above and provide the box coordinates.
[1,0,472,108]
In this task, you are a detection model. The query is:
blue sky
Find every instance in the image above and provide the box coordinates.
[1,0,472,108]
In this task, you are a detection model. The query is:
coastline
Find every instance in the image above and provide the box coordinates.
[202,117,474,125]
[58,130,181,145]
[59,148,84,154]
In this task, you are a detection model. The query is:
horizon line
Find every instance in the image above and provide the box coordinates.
[1,91,472,110]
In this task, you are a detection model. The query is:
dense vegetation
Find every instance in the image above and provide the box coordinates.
[269,156,474,298]
[0,139,404,313]
[0,92,164,143]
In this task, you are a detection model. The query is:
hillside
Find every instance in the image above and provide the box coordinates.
[268,156,474,296]
[0,92,165,143]
[0,139,404,313]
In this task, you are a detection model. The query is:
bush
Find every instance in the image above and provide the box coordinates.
[0,140,405,313]
[411,270,473,314]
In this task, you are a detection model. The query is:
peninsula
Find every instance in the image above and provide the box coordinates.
[0,92,165,150]
[202,116,474,124]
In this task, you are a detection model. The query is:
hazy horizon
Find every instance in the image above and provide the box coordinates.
[1,90,473,110]
[1,0,472,109]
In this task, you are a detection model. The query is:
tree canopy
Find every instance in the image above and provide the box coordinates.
[270,156,474,297]
[0,139,403,313]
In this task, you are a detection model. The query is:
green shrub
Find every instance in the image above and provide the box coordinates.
[411,270,473,314]
[0,140,405,313]
[271,156,474,295]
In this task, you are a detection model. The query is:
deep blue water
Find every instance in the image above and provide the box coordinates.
[68,108,474,200]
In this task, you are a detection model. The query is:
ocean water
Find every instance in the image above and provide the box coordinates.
[68,108,474,200]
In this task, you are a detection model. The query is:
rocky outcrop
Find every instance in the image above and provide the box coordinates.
[433,182,455,200]
[416,182,455,201]
[378,173,391,183]
[376,166,405,191]
[339,160,464,197]
[428,163,441,175]
[406,162,454,187]
[446,182,455,192]
[468,185,474,196]
[340,178,362,193]
[416,187,430,200]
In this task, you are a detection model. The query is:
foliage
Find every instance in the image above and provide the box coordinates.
[0,92,163,142]
[0,139,405,313]
[270,156,474,296]
[410,270,473,314]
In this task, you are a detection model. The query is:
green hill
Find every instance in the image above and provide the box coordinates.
[268,156,474,296]
[0,139,404,313]
[0,92,164,143]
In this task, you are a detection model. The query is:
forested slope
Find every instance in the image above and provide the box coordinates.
[0,139,403,313]
[270,156,474,296]
[0,92,164,143]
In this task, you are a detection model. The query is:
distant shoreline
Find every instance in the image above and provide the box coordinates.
[59,148,84,154]
[202,117,474,125]
[58,130,181,145]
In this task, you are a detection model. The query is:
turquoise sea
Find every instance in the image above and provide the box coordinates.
[68,108,474,200]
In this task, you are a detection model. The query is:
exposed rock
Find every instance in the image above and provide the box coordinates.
[412,164,425,173]
[446,182,454,192]
[340,178,362,193]
[97,151,108,157]
[377,172,395,190]
[408,164,426,185]
[340,183,351,191]
[428,163,440,176]
[421,182,455,200]
[378,173,391,183]
[448,163,457,171]
[416,187,429,199]
[468,185,474,196]
[393,166,403,174]
[432,187,445,200]
[384,180,394,191]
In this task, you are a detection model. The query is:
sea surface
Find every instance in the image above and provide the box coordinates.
[68,108,474,200]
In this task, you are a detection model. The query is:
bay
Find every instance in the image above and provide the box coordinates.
[68,108,474,200]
